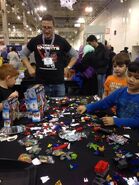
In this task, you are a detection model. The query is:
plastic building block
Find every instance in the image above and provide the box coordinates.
[94,160,109,176]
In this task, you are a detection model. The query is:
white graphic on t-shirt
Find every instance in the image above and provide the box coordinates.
[37,44,60,69]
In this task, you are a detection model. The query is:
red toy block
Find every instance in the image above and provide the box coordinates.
[94,160,109,174]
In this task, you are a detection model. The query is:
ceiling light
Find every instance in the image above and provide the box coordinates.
[122,17,125,22]
[39,5,47,12]
[35,5,47,13]
[85,6,93,13]
[74,23,80,27]
[37,29,41,33]
[39,17,42,21]
[77,17,85,24]
[17,16,21,20]
[126,17,129,23]
[129,8,132,13]
[120,0,128,2]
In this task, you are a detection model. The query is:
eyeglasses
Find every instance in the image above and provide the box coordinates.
[42,26,53,30]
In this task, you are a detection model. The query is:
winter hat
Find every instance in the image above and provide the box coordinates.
[83,44,94,56]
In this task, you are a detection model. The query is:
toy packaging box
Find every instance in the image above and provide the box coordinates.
[24,84,47,122]
[2,97,19,127]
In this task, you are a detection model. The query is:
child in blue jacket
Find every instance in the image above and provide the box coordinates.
[77,61,139,128]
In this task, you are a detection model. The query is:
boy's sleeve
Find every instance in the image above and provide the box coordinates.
[86,89,119,113]
[114,114,139,128]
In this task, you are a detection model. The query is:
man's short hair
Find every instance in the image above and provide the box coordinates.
[42,14,55,25]
[86,35,97,42]
[112,52,131,66]
[128,61,139,73]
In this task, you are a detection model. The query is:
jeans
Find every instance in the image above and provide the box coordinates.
[97,74,106,98]
[45,83,65,97]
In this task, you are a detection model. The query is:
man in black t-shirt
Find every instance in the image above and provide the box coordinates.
[20,14,77,97]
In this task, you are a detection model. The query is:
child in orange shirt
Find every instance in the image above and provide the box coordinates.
[103,52,131,98]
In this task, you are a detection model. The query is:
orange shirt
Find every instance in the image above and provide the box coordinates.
[104,75,127,96]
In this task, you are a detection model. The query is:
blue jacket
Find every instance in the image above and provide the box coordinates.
[86,87,139,128]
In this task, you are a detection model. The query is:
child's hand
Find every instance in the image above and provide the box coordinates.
[8,91,19,99]
[101,116,114,126]
[77,105,86,114]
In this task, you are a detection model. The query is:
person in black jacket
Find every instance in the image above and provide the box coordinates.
[106,46,116,77]
[86,35,109,97]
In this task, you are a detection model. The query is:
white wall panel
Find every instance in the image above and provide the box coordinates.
[88,0,139,57]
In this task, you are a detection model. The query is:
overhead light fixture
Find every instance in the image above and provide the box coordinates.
[37,29,41,33]
[126,17,129,23]
[74,23,80,27]
[35,5,47,13]
[39,5,47,12]
[122,17,125,22]
[77,17,85,24]
[17,16,21,20]
[129,8,132,13]
[120,0,127,3]
[85,6,93,13]
[39,16,42,21]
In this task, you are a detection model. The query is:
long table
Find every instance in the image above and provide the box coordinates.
[0,97,139,185]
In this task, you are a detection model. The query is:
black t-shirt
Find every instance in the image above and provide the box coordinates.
[0,86,13,102]
[27,34,71,84]
[0,86,13,124]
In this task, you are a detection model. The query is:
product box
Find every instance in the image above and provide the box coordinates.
[24,84,46,122]
[2,97,19,127]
